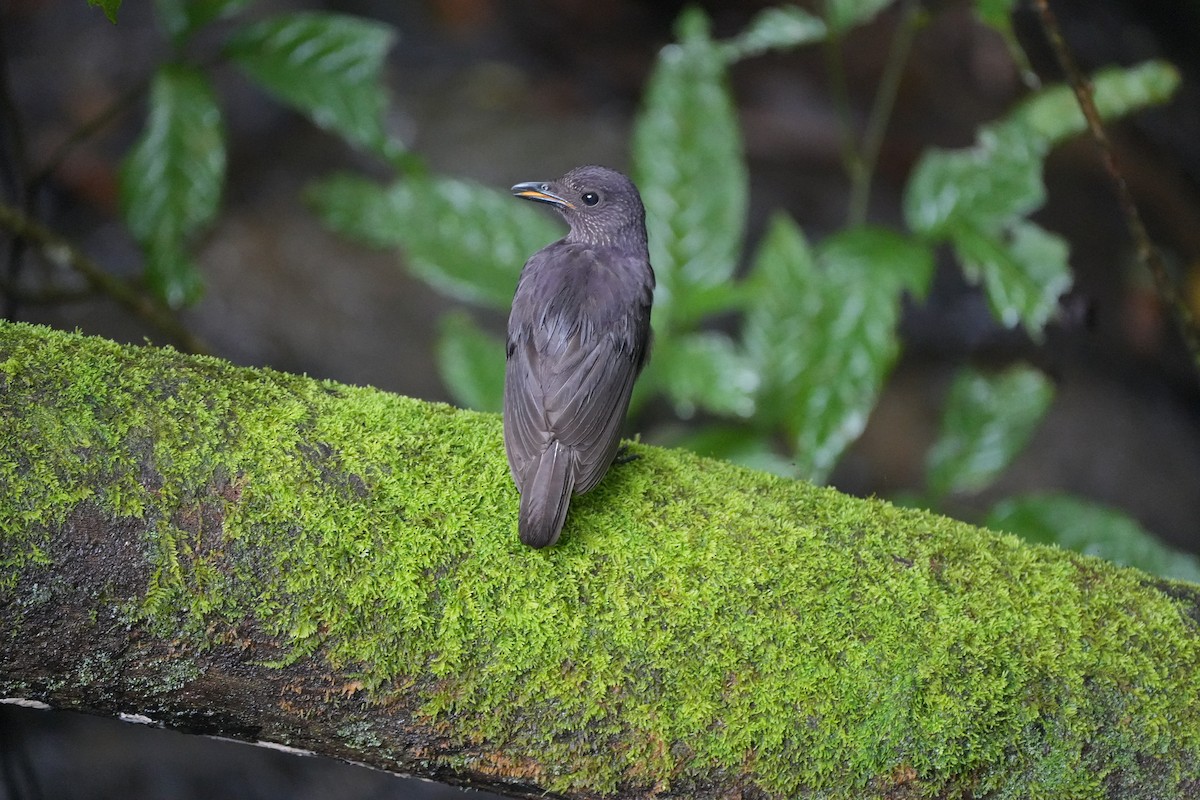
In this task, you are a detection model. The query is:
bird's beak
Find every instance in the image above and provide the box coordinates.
[511,181,575,209]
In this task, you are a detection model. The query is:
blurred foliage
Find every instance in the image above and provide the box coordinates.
[225,13,402,160]
[87,0,121,24]
[154,0,248,42]
[115,6,404,307]
[988,494,1200,583]
[632,8,748,332]
[435,311,505,415]
[309,173,559,308]
[119,65,224,307]
[904,61,1176,334]
[925,364,1054,498]
[92,2,1193,578]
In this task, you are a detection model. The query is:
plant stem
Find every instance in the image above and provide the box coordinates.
[1031,0,1200,373]
[823,2,862,194]
[28,77,150,191]
[848,0,921,227]
[0,200,211,354]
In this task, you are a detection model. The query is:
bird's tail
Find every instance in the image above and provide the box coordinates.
[518,440,575,548]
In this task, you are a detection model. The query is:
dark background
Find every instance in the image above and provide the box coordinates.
[2,0,1199,797]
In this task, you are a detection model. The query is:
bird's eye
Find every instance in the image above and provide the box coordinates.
[582,191,600,206]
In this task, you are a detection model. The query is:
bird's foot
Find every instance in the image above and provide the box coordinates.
[614,444,640,465]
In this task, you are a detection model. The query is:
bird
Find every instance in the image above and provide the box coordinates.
[504,165,655,548]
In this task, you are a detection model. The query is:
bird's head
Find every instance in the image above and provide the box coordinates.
[512,165,647,249]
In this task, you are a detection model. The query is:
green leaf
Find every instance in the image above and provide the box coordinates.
[226,12,400,159]
[88,0,121,23]
[632,7,747,331]
[120,65,225,307]
[436,312,505,413]
[903,61,1179,334]
[925,364,1054,497]
[304,173,408,248]
[155,0,249,42]
[973,0,1017,31]
[987,493,1200,583]
[817,223,935,299]
[672,426,797,478]
[906,126,1063,335]
[307,173,561,309]
[971,0,1036,88]
[720,6,827,61]
[951,220,1071,331]
[1013,61,1180,143]
[904,124,1046,238]
[653,331,758,419]
[824,0,895,34]
[743,216,932,483]
[143,238,204,309]
[743,213,818,418]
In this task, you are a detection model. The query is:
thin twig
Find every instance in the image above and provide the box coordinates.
[823,2,862,196]
[27,77,149,190]
[0,279,98,305]
[1032,0,1200,371]
[848,0,922,227]
[0,201,211,354]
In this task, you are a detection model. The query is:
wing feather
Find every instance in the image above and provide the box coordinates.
[503,243,652,497]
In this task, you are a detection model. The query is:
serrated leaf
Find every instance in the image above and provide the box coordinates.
[89,0,121,23]
[632,7,746,330]
[1013,61,1180,143]
[906,61,1181,231]
[308,173,561,309]
[120,65,225,307]
[987,493,1200,583]
[720,6,827,61]
[904,124,1045,237]
[926,364,1053,497]
[744,216,931,483]
[436,312,505,413]
[952,220,1071,332]
[825,0,895,34]
[226,12,400,158]
[904,61,1178,335]
[155,0,249,41]
[743,214,819,418]
[654,331,758,419]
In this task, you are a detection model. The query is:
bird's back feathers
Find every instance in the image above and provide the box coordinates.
[503,166,654,547]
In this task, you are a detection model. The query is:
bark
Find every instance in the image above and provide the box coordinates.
[1,319,1199,799]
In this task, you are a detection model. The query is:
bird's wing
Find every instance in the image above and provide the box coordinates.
[504,247,649,495]
[503,333,551,488]
[541,325,639,494]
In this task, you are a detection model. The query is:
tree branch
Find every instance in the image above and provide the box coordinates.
[1,320,1198,798]
[0,202,210,354]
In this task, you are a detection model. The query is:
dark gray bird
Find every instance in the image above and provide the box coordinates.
[504,165,655,548]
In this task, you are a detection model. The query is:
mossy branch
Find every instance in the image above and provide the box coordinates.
[1,319,1198,799]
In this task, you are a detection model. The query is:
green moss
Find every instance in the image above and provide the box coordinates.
[2,319,1199,797]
